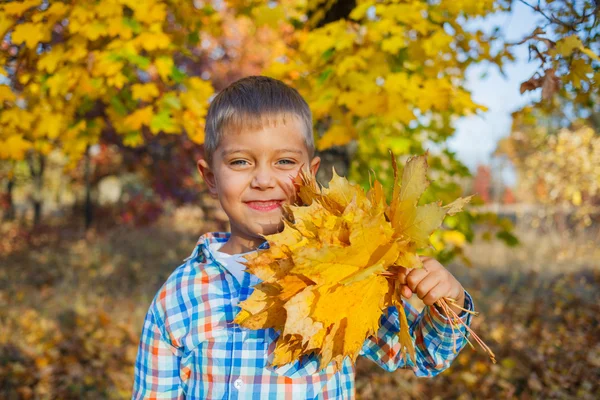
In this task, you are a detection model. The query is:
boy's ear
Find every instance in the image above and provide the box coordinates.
[309,156,321,176]
[197,158,218,199]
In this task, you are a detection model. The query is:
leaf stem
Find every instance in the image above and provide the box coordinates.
[436,298,496,363]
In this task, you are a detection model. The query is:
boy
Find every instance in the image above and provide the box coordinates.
[132,76,474,399]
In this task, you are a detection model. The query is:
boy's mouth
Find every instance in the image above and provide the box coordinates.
[245,200,283,212]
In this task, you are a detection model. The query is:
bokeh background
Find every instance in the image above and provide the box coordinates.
[1,0,599,399]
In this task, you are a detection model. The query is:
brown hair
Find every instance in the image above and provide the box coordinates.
[203,76,314,164]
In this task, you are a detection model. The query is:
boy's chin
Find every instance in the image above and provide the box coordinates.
[250,220,285,237]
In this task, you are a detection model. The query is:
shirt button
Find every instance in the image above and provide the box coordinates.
[233,378,243,390]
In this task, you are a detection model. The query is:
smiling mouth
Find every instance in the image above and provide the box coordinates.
[245,200,283,212]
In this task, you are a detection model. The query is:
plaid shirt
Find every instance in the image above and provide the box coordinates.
[133,232,474,399]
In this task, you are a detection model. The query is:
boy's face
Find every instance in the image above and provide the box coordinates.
[198,115,320,253]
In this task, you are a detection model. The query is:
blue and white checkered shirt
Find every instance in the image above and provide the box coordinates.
[133,232,474,399]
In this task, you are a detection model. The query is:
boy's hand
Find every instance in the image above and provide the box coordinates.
[397,256,466,315]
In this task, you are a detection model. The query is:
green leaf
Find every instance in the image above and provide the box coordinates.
[387,137,411,154]
[290,17,303,30]
[321,48,335,62]
[496,230,519,247]
[161,93,181,110]
[150,109,177,134]
[444,214,458,229]
[171,66,186,84]
[122,17,142,34]
[202,5,216,15]
[318,68,333,85]
[187,31,200,45]
[123,131,144,147]
[129,54,150,69]
[110,96,128,116]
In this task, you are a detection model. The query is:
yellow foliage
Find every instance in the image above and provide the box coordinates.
[1,0,41,16]
[0,0,215,164]
[131,2,167,24]
[155,57,174,81]
[259,0,499,166]
[235,154,471,370]
[0,13,13,38]
[35,113,65,140]
[124,106,154,130]
[12,23,47,49]
[136,31,171,51]
[0,136,33,160]
[0,86,16,103]
[442,230,467,248]
[132,83,160,102]
[317,121,356,150]
[252,4,286,28]
[38,46,66,73]
[554,35,584,57]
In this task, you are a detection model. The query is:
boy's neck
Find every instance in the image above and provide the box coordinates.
[219,234,265,255]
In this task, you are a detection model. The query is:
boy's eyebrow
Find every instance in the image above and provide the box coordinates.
[222,148,304,156]
[275,148,304,154]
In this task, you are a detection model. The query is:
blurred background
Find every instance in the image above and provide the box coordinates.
[0,0,598,398]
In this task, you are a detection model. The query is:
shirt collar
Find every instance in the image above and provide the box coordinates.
[183,232,270,262]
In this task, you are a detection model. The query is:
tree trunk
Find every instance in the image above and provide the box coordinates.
[3,176,15,221]
[28,153,45,226]
[308,0,357,28]
[315,146,351,185]
[84,145,93,230]
[306,0,356,180]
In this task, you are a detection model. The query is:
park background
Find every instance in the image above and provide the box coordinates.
[0,0,598,398]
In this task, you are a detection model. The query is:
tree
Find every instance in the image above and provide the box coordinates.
[0,0,221,224]
[498,122,599,223]
[1,0,521,251]
[496,0,599,226]
[228,0,518,255]
[515,0,599,115]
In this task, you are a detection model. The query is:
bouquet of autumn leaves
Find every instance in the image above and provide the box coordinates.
[234,154,494,371]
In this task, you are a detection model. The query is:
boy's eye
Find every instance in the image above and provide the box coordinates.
[277,159,296,165]
[230,159,249,166]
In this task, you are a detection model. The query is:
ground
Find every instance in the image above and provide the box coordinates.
[1,210,598,399]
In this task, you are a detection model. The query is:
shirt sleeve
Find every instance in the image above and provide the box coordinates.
[359,291,474,376]
[132,305,185,399]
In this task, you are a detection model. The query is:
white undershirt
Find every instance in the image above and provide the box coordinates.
[208,242,253,285]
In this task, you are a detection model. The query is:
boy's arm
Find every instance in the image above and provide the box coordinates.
[132,305,185,399]
[359,290,474,376]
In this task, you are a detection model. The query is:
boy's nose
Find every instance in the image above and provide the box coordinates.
[251,167,276,190]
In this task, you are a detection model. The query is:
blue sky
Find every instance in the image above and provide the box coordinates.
[448,2,542,186]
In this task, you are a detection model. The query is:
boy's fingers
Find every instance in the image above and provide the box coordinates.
[422,282,448,306]
[400,285,413,299]
[405,268,428,291]
[420,256,442,272]
[397,267,408,284]
[414,274,438,301]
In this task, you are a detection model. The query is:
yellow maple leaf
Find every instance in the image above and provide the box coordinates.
[155,57,174,81]
[235,153,473,371]
[38,46,66,73]
[0,13,15,38]
[0,136,33,160]
[131,83,160,102]
[12,22,47,49]
[2,0,41,16]
[0,85,16,103]
[124,106,153,130]
[554,35,583,57]
[136,31,170,51]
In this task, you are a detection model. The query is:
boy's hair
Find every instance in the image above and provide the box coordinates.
[203,76,314,164]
